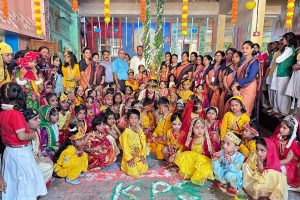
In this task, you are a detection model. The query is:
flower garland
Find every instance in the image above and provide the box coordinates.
[285,0,295,29]
[34,0,42,35]
[154,0,165,68]
[231,0,238,23]
[2,0,8,21]
[140,0,146,23]
[143,0,151,68]
[104,0,110,24]
[181,0,188,36]
[72,0,78,13]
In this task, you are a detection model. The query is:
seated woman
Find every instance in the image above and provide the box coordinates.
[243,137,288,200]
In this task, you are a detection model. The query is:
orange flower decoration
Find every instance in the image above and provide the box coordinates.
[140,0,146,23]
[2,0,8,20]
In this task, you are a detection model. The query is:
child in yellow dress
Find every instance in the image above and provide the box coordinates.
[150,97,172,160]
[220,96,250,140]
[239,122,259,158]
[162,112,183,162]
[243,137,288,200]
[125,69,138,91]
[179,79,194,103]
[53,124,88,185]
[174,118,214,185]
[119,109,148,177]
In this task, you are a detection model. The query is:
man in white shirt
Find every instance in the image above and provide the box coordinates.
[130,45,146,76]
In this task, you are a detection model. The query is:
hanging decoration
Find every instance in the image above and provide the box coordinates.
[199,25,206,56]
[140,0,146,23]
[2,0,8,21]
[143,0,151,67]
[132,18,134,51]
[245,1,256,10]
[197,19,200,51]
[104,0,110,24]
[154,0,165,68]
[98,17,101,53]
[125,17,128,46]
[169,18,172,52]
[71,0,78,13]
[104,23,108,48]
[181,0,188,36]
[231,0,238,23]
[285,0,295,29]
[34,0,42,35]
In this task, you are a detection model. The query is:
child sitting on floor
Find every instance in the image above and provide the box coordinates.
[119,109,148,177]
[53,124,88,185]
[239,121,259,158]
[243,137,288,200]
[212,131,244,196]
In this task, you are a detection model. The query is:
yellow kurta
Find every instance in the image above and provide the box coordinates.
[179,90,194,103]
[125,79,139,91]
[141,113,150,129]
[239,139,256,158]
[151,113,172,160]
[58,111,71,130]
[62,64,81,89]
[53,145,88,180]
[119,128,148,177]
[220,112,250,140]
[174,143,214,185]
[243,153,288,200]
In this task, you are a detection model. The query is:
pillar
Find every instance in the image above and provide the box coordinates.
[250,0,266,45]
[213,14,226,52]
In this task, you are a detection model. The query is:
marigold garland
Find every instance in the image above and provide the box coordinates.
[140,0,146,23]
[231,0,238,23]
[72,0,78,13]
[181,0,188,36]
[34,0,42,35]
[285,0,295,29]
[2,0,8,20]
[104,0,110,24]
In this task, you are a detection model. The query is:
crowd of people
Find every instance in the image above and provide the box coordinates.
[0,31,299,200]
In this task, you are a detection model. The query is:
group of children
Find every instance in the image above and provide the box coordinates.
[0,36,299,200]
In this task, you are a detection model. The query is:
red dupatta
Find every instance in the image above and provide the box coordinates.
[263,137,281,172]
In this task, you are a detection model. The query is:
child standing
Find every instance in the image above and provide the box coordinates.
[158,81,168,97]
[270,115,300,188]
[0,82,47,199]
[174,118,214,185]
[243,137,288,200]
[73,104,88,134]
[159,64,168,82]
[58,93,71,144]
[212,132,244,196]
[239,122,259,158]
[125,69,138,91]
[53,124,88,185]
[119,109,148,177]
[221,96,250,140]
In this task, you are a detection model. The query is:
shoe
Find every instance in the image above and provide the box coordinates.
[66,178,80,185]
[79,173,85,178]
[226,186,237,196]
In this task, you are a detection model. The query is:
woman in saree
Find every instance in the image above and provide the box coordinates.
[176,51,194,83]
[61,51,80,90]
[206,51,225,107]
[0,42,13,87]
[79,47,93,89]
[232,41,260,117]
[219,51,242,118]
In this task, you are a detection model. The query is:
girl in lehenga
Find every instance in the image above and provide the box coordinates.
[243,137,288,200]
[174,118,214,185]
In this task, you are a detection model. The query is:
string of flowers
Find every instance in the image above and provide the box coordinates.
[285,0,295,29]
[231,0,238,23]
[181,0,188,36]
[143,0,151,68]
[154,0,165,69]
[199,25,206,56]
[34,0,42,35]
[2,0,8,21]
[104,0,110,23]
[140,0,146,23]
[71,0,78,13]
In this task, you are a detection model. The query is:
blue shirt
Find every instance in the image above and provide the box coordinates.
[100,60,113,83]
[112,57,129,80]
[234,58,259,88]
